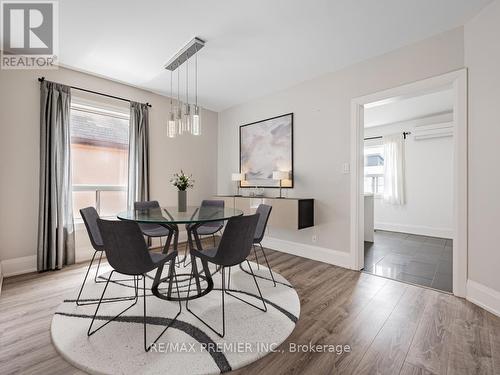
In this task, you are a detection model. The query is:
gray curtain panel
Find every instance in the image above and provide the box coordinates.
[37,80,75,271]
[127,102,150,209]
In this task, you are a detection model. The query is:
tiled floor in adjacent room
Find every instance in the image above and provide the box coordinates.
[364,230,452,292]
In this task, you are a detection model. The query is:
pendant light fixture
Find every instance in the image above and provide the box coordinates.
[167,69,176,138]
[164,37,205,138]
[175,61,183,135]
[182,52,192,134]
[191,43,201,136]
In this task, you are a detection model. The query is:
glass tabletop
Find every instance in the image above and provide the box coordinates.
[117,206,244,225]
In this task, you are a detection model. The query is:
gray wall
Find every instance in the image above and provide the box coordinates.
[465,0,500,293]
[0,67,218,263]
[217,28,464,254]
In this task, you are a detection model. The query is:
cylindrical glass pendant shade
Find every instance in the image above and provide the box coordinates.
[167,112,176,138]
[192,105,201,135]
[176,103,183,134]
[183,103,192,134]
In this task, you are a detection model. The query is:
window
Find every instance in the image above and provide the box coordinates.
[364,143,384,195]
[70,101,129,220]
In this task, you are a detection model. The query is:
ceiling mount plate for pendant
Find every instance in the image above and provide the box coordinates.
[164,37,205,71]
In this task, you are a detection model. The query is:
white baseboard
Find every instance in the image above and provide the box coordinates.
[2,234,346,279]
[466,280,500,318]
[374,222,453,239]
[1,255,37,278]
[261,237,351,269]
[1,231,191,279]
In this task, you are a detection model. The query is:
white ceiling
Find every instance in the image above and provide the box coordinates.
[58,0,491,111]
[364,89,454,128]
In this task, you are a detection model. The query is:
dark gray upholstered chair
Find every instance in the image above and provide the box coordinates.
[186,213,266,337]
[134,200,171,245]
[76,207,138,306]
[187,200,225,247]
[88,219,181,352]
[252,204,276,286]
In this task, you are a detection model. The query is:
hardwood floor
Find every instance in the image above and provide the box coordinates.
[1,246,499,375]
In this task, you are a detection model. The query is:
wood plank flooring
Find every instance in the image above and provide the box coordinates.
[1,246,499,375]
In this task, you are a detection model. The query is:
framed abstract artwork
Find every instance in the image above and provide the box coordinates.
[239,113,293,188]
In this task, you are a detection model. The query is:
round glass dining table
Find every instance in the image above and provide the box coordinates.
[117,206,244,301]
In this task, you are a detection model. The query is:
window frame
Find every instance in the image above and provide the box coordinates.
[70,99,130,221]
[364,141,385,198]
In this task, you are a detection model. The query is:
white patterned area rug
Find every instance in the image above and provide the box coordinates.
[51,261,300,375]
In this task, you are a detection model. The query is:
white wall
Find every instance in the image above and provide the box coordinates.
[217,28,464,259]
[0,67,218,275]
[365,113,454,238]
[465,0,500,299]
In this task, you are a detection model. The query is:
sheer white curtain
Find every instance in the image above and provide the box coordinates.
[383,134,405,205]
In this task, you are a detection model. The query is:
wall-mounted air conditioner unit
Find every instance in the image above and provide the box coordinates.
[413,121,453,140]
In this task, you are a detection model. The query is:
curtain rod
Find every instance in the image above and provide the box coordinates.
[364,131,411,141]
[37,77,152,108]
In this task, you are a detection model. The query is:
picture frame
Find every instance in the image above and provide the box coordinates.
[239,113,294,188]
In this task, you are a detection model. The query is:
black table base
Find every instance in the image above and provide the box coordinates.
[151,223,214,301]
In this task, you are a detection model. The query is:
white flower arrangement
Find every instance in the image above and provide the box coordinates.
[170,170,194,191]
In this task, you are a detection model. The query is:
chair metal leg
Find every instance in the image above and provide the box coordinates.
[246,260,267,311]
[87,271,139,336]
[187,260,267,338]
[252,244,260,269]
[221,268,225,338]
[76,250,98,305]
[76,251,139,306]
[144,262,182,352]
[94,251,103,283]
[186,266,225,337]
[258,243,276,287]
[93,252,143,285]
[225,260,267,312]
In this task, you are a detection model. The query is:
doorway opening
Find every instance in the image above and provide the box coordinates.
[350,70,467,296]
[363,88,454,292]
